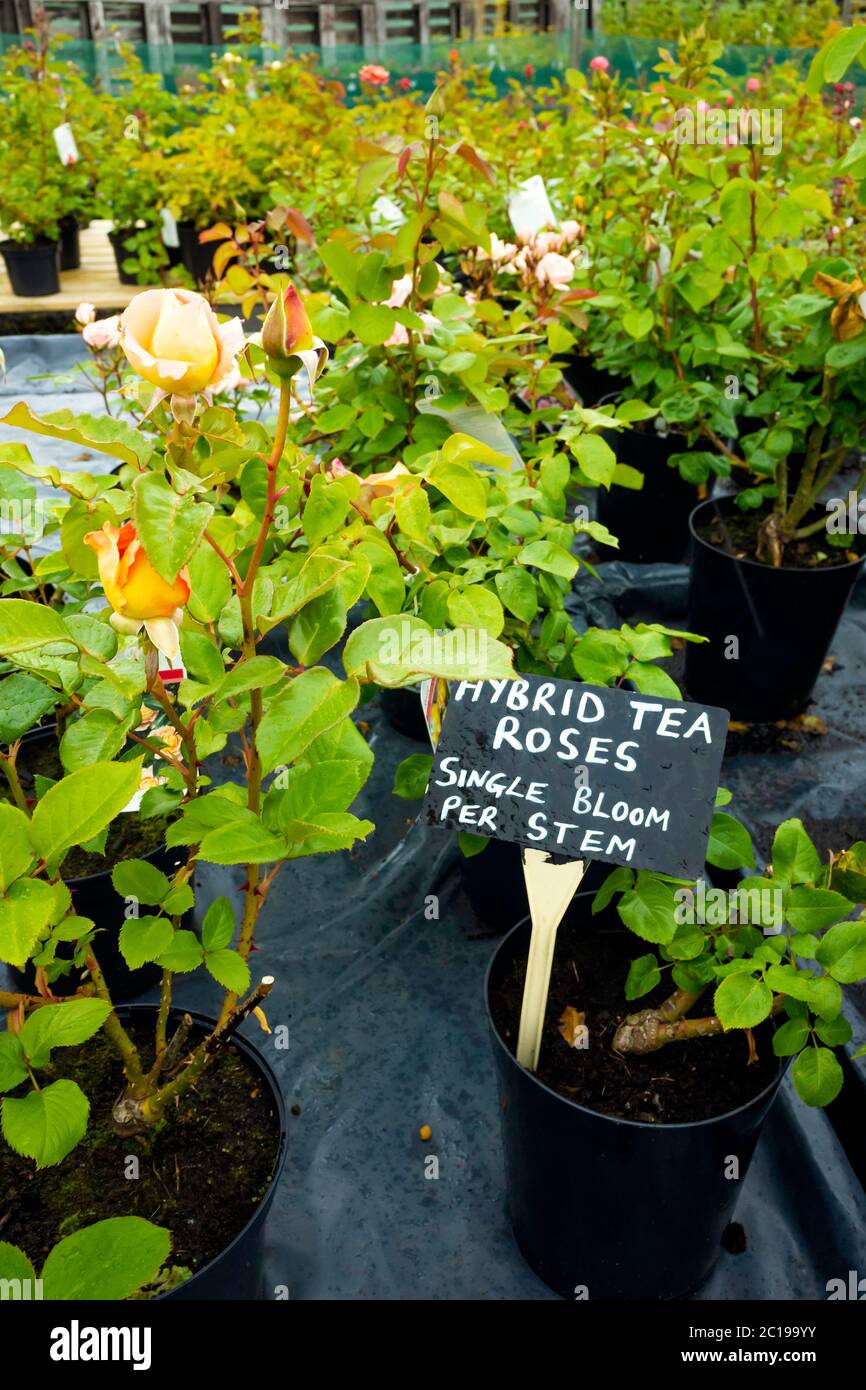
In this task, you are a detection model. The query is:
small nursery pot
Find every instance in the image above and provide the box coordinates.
[562,356,625,407]
[177,220,228,282]
[120,1006,288,1301]
[59,216,81,271]
[0,239,61,297]
[685,496,865,722]
[108,227,140,286]
[595,427,706,564]
[379,685,428,742]
[486,921,783,1300]
[7,727,186,1002]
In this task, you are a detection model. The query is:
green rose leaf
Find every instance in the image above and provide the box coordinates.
[205,948,250,994]
[155,929,204,972]
[0,672,57,743]
[119,915,175,969]
[258,667,360,774]
[0,803,34,891]
[343,615,515,687]
[617,874,679,945]
[30,760,144,866]
[133,471,213,585]
[0,879,58,968]
[0,599,69,655]
[791,1046,844,1108]
[1,1077,89,1168]
[706,813,756,871]
[714,972,774,1029]
[201,896,235,952]
[111,858,171,906]
[624,953,661,1000]
[392,753,433,800]
[815,920,866,984]
[771,1017,810,1057]
[0,1033,28,1093]
[772,818,822,886]
[786,887,853,935]
[19,999,111,1068]
[42,1216,171,1301]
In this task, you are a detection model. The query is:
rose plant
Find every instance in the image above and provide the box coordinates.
[0,282,513,1293]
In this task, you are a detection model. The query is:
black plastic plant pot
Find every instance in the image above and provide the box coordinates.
[108,227,140,286]
[685,496,866,722]
[59,216,80,271]
[177,220,227,282]
[379,685,428,742]
[11,840,187,1003]
[0,239,61,297]
[562,356,625,407]
[595,427,705,564]
[486,921,783,1300]
[7,728,186,1002]
[460,837,610,932]
[116,1006,289,1301]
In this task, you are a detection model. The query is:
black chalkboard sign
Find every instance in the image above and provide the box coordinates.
[421,676,729,878]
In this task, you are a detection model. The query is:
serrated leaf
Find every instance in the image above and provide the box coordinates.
[19,999,111,1068]
[205,948,250,993]
[133,472,213,585]
[30,761,143,866]
[714,972,774,1029]
[1,1078,89,1167]
[201,896,235,952]
[42,1216,170,1300]
[792,1046,843,1107]
[119,915,174,969]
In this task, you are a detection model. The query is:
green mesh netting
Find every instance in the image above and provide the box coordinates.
[0,31,834,97]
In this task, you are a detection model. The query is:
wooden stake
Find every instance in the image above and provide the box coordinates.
[516,850,587,1071]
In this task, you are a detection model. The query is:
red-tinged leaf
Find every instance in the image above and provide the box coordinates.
[199,222,233,244]
[560,288,599,303]
[267,205,288,231]
[451,141,496,186]
[398,146,413,178]
[284,207,315,245]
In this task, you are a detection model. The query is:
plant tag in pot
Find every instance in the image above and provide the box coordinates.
[53,123,79,166]
[421,675,729,1069]
[508,175,556,238]
[160,209,180,249]
[422,675,728,876]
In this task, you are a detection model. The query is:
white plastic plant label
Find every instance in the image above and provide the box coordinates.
[160,208,180,248]
[53,123,79,166]
[417,399,524,472]
[508,175,556,238]
[370,195,407,230]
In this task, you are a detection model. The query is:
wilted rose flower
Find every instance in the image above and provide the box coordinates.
[359,64,389,86]
[120,288,244,398]
[75,302,95,326]
[82,315,121,351]
[536,251,576,289]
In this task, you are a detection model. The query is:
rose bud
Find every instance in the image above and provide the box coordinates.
[261,281,315,377]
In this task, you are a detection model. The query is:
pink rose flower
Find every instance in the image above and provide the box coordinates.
[590,56,610,73]
[696,100,710,113]
[535,252,575,290]
[75,302,95,326]
[359,64,389,86]
[559,220,582,244]
[82,315,121,351]
[746,77,760,93]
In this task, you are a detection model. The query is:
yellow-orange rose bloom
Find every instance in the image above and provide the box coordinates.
[119,288,245,396]
[84,522,190,661]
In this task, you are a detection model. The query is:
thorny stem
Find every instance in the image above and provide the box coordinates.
[0,751,29,814]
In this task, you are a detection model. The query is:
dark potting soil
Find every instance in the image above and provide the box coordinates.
[1,736,167,879]
[0,1020,281,1290]
[696,508,860,570]
[489,922,778,1124]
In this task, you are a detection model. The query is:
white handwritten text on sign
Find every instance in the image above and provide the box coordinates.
[421,676,729,878]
